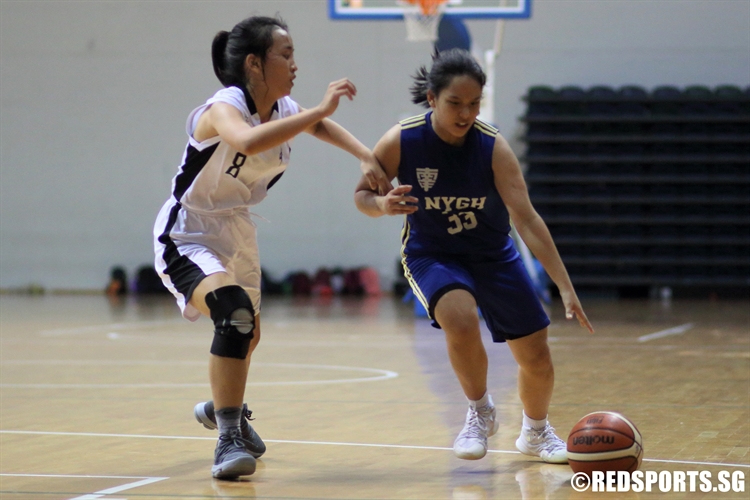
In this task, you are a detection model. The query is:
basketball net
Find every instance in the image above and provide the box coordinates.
[399,0,447,42]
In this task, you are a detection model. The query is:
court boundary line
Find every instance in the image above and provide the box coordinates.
[638,323,695,342]
[0,474,168,500]
[0,362,398,388]
[2,430,748,469]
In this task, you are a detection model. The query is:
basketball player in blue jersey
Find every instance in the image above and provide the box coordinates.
[355,49,594,463]
[153,16,390,480]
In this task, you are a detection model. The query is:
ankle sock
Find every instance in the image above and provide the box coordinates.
[469,392,492,410]
[523,410,548,431]
[216,406,242,434]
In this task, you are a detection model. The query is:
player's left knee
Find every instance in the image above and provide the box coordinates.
[205,285,256,360]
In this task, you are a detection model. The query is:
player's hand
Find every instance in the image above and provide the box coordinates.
[560,289,594,334]
[317,78,357,118]
[360,154,392,195]
[377,185,419,216]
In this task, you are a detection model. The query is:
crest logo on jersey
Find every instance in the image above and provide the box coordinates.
[416,168,438,192]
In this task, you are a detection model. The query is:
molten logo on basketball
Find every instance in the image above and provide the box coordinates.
[573,435,616,446]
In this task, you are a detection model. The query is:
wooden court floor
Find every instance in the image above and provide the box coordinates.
[0,292,748,499]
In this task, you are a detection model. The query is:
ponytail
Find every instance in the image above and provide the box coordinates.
[211,31,231,86]
[409,66,430,107]
[409,48,486,108]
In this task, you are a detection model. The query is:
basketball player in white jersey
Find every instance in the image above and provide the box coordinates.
[153,15,390,480]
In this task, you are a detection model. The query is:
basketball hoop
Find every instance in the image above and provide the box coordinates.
[399,0,447,42]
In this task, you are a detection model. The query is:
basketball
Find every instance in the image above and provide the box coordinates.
[566,411,643,475]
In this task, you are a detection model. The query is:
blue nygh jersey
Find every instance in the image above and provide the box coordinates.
[397,111,517,260]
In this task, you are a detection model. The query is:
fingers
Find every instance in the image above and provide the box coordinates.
[397,196,419,205]
[330,78,356,100]
[329,88,354,102]
[566,305,595,334]
[364,172,382,193]
[377,177,393,196]
[320,79,357,116]
[365,173,393,196]
[387,201,418,215]
[576,311,595,334]
[361,159,393,195]
[390,185,413,195]
[583,316,595,334]
[383,184,418,215]
[334,78,356,96]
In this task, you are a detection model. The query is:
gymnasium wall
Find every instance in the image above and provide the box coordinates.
[1,0,748,291]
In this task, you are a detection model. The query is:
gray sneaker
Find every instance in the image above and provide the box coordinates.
[195,401,266,458]
[211,429,257,479]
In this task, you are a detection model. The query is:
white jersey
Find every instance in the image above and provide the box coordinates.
[153,87,300,320]
[172,86,300,212]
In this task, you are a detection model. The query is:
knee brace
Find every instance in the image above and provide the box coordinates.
[205,285,256,359]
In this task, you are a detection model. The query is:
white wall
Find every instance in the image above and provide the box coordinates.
[1,0,748,291]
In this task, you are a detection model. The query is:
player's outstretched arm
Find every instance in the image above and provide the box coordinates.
[205,78,358,157]
[307,118,391,195]
[207,102,325,156]
[491,134,594,334]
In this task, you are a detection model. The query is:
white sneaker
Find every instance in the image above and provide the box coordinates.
[453,399,500,460]
[515,424,568,463]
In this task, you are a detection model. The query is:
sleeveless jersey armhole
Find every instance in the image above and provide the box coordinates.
[185,87,249,150]
[185,105,220,150]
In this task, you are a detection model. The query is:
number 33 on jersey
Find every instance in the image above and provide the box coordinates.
[398,112,517,259]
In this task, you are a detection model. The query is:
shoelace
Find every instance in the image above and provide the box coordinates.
[218,430,251,452]
[531,425,565,452]
[460,408,489,439]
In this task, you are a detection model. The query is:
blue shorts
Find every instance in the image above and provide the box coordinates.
[403,253,550,343]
